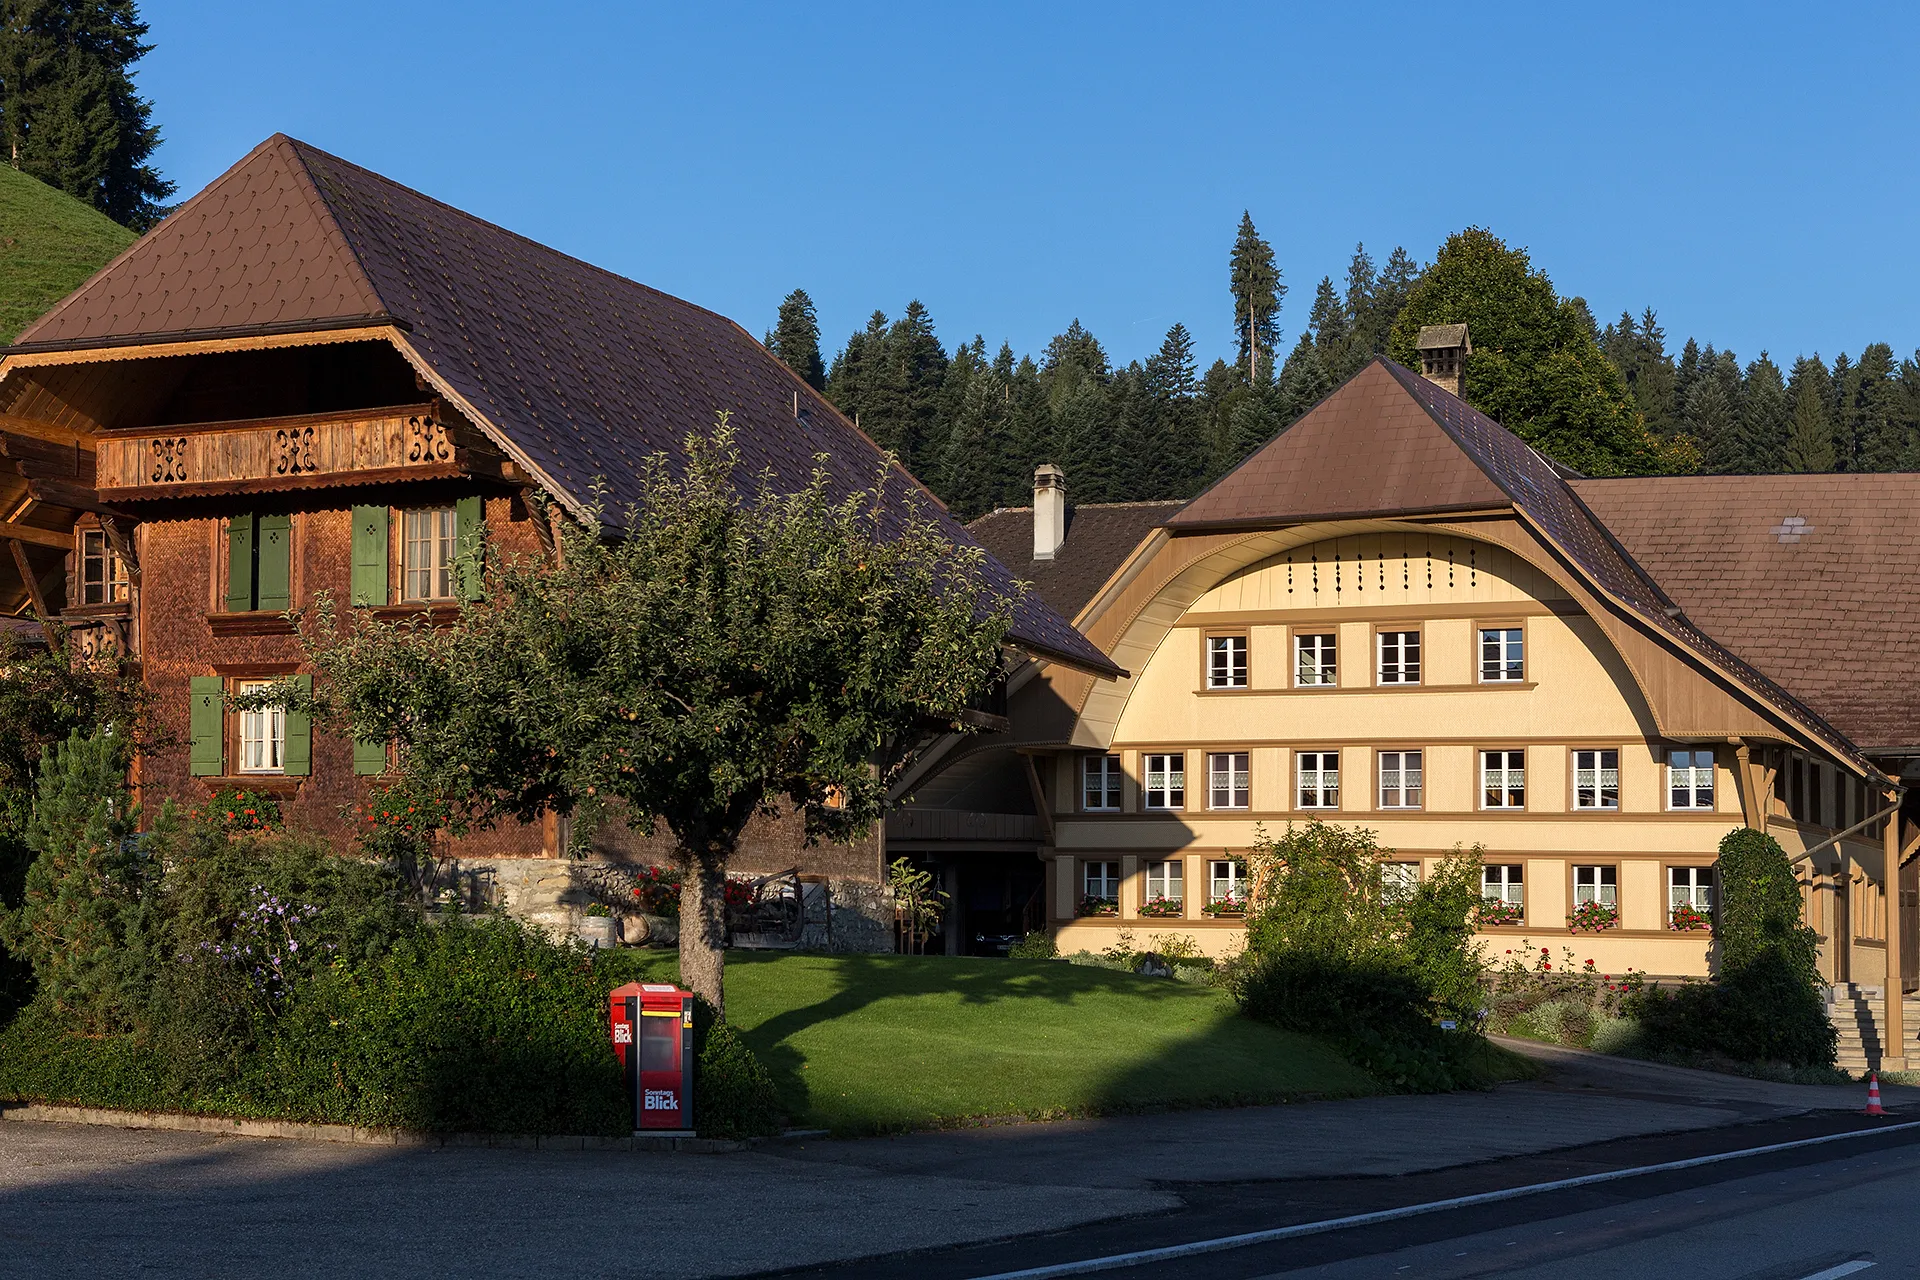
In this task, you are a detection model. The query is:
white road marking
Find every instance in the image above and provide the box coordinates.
[966,1121,1920,1280]
[1797,1263,1874,1280]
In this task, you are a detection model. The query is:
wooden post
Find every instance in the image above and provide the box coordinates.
[7,539,58,647]
[1885,787,1907,1070]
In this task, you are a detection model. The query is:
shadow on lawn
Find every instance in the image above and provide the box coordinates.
[729,953,1288,1128]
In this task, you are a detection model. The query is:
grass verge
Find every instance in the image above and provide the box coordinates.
[610,951,1384,1134]
[0,165,136,343]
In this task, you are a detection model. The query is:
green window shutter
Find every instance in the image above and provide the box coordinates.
[353,736,388,776]
[455,495,484,601]
[189,676,224,776]
[256,514,292,613]
[225,515,257,612]
[350,505,389,607]
[283,673,312,777]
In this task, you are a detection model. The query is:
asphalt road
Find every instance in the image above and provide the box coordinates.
[0,1045,1906,1280]
[780,1118,1920,1280]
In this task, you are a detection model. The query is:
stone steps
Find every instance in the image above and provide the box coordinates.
[1826,985,1920,1072]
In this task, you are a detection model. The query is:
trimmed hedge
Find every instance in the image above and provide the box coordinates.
[0,912,783,1137]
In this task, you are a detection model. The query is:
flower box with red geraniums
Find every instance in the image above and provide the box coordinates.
[1670,903,1712,932]
[1139,895,1184,918]
[1479,898,1525,927]
[1077,896,1118,918]
[1202,897,1247,917]
[1567,901,1619,933]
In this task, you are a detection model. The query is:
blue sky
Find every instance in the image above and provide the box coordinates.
[139,1,1918,373]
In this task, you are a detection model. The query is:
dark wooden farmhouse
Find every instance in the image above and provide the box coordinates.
[0,134,1116,940]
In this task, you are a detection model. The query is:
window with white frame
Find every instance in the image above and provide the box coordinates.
[1573,864,1617,906]
[1482,749,1526,808]
[1668,749,1715,810]
[403,507,458,601]
[1482,864,1524,905]
[1573,749,1620,811]
[1378,750,1422,809]
[1209,859,1247,906]
[1082,754,1122,811]
[1207,634,1248,689]
[1294,632,1336,687]
[236,678,285,775]
[1082,861,1119,906]
[1377,629,1420,684]
[1144,859,1183,908]
[1297,751,1340,809]
[1208,751,1250,809]
[80,529,130,605]
[1143,752,1185,810]
[1479,627,1524,682]
[1670,865,1714,913]
[1381,861,1421,904]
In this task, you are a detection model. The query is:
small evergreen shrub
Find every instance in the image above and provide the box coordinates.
[1008,931,1058,960]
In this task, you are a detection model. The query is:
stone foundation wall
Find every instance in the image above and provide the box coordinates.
[445,857,895,954]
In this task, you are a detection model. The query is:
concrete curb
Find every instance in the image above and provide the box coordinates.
[0,1103,785,1153]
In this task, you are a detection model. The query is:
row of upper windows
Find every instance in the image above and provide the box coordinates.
[1080,748,1718,814]
[1204,626,1526,690]
[70,504,485,611]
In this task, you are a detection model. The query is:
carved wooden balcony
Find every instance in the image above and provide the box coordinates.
[95,403,490,501]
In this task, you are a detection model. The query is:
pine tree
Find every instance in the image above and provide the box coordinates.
[827,310,889,432]
[1685,368,1738,472]
[1673,337,1702,430]
[1307,275,1353,378]
[764,289,826,390]
[1144,323,1205,495]
[1736,353,1790,474]
[1359,246,1419,356]
[0,0,174,230]
[1229,212,1283,385]
[1784,357,1836,473]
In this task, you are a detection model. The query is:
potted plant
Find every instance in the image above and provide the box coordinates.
[1567,900,1619,933]
[1202,895,1246,917]
[1670,902,1712,932]
[1479,898,1525,927]
[1077,895,1119,918]
[578,901,619,949]
[1139,895,1184,918]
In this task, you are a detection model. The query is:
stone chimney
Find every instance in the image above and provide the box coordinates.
[1415,324,1471,397]
[1033,464,1066,561]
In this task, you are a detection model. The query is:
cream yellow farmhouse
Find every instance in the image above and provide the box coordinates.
[890,347,1920,1062]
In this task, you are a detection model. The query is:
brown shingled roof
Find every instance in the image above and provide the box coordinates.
[968,501,1181,621]
[1573,474,1920,753]
[5,135,1117,678]
[1168,358,1873,771]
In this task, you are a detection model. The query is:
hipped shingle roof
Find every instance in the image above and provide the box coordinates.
[9,135,1119,677]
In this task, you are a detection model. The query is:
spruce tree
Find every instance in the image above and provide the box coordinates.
[826,310,889,433]
[765,289,826,391]
[1276,330,1332,424]
[1229,212,1284,385]
[0,0,174,230]
[1784,360,1836,473]
[1850,343,1904,471]
[1737,353,1790,474]
[1827,352,1854,467]
[1360,246,1419,355]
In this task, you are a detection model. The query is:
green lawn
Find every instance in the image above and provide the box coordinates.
[0,164,137,343]
[613,951,1379,1135]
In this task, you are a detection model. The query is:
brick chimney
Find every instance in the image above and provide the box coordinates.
[1033,464,1066,561]
[1416,324,1470,397]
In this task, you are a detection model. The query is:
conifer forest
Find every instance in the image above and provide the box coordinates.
[767,222,1920,520]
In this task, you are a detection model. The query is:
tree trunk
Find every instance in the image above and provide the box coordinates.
[678,844,730,1019]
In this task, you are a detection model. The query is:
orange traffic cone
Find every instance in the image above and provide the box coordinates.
[1865,1071,1888,1116]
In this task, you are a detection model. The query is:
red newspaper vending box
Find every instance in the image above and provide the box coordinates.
[608,982,694,1136]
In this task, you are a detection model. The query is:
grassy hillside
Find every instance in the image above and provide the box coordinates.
[0,164,137,344]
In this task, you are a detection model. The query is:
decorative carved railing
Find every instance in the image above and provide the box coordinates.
[97,404,458,498]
